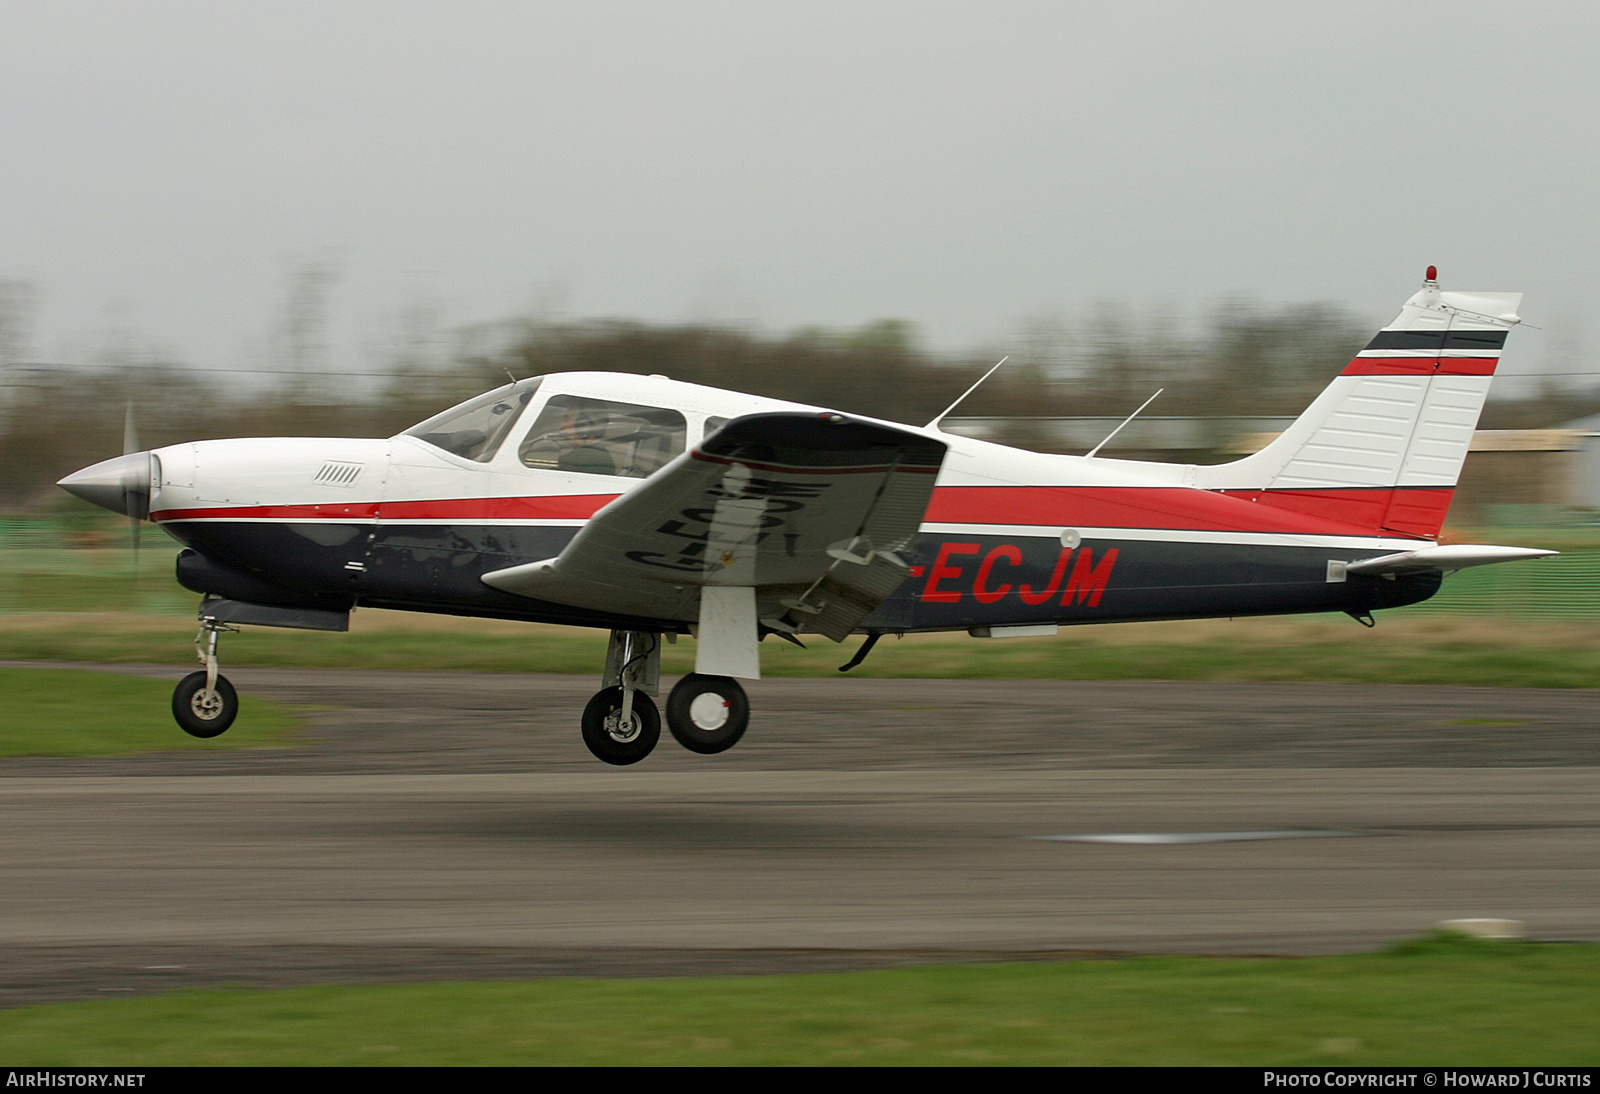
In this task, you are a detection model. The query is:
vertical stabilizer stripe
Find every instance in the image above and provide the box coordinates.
[1342,357,1498,376]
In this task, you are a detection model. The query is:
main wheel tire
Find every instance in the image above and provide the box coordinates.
[580,687,661,766]
[172,670,239,738]
[665,674,749,755]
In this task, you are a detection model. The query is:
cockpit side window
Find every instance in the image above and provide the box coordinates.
[403,378,544,462]
[519,396,686,479]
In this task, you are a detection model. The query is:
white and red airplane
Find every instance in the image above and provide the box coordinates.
[60,269,1553,764]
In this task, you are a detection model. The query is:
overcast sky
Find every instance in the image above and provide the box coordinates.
[2,1,1596,394]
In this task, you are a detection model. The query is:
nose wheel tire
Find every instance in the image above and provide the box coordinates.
[666,674,749,755]
[172,670,239,738]
[581,686,661,765]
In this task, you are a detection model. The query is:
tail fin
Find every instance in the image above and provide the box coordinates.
[1194,270,1521,539]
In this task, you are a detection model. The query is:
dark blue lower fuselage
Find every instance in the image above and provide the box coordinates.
[165,519,1439,634]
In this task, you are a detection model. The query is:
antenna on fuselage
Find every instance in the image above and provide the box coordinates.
[926,356,1009,430]
[1084,388,1163,459]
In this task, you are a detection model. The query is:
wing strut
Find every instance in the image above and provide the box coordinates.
[697,586,760,679]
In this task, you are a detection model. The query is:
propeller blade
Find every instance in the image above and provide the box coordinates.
[123,401,140,456]
[123,400,142,575]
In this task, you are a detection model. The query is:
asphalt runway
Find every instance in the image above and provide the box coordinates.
[3,664,1598,1006]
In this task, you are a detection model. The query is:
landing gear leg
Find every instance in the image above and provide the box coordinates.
[581,630,662,765]
[666,674,749,754]
[173,619,240,738]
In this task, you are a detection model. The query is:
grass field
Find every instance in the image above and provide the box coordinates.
[0,935,1594,1066]
[0,666,300,756]
[6,608,1600,687]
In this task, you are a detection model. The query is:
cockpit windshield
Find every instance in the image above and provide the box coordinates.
[402,377,545,462]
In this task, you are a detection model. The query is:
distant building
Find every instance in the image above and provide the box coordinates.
[1549,413,1600,511]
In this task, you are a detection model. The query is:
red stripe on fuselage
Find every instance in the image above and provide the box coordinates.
[924,485,1448,538]
[154,486,1449,540]
[381,495,616,520]
[1216,487,1453,539]
[1341,356,1498,376]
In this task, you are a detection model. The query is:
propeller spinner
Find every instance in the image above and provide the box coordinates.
[57,449,152,519]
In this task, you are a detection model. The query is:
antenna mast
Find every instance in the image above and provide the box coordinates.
[1084,389,1163,459]
[927,356,1009,430]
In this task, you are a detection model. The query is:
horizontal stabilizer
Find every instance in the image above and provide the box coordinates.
[1344,544,1556,576]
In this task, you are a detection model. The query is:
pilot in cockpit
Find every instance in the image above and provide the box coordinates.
[555,406,617,476]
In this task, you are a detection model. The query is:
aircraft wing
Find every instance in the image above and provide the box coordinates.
[481,412,948,641]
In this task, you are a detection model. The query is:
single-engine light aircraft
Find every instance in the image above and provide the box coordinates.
[60,270,1554,764]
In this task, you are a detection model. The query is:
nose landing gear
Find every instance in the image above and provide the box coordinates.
[173,619,239,738]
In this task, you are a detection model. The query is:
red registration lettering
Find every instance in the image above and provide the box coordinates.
[1061,547,1119,606]
[921,542,980,603]
[1018,547,1073,605]
[973,544,1022,604]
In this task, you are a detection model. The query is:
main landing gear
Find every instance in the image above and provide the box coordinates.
[173,619,239,738]
[665,673,749,754]
[580,685,660,765]
[580,630,750,765]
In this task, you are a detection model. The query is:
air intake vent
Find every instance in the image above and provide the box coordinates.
[313,460,363,487]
